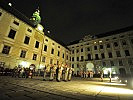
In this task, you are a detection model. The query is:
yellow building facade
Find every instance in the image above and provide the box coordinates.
[0,4,70,70]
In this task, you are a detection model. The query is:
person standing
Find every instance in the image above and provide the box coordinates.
[49,65,55,81]
[56,65,59,81]
[68,67,73,81]
[64,67,69,82]
[43,65,47,81]
[57,65,63,82]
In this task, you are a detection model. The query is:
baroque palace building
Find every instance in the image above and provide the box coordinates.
[0,2,133,76]
[67,28,133,76]
[0,2,70,70]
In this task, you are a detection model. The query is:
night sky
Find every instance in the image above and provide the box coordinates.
[4,0,133,44]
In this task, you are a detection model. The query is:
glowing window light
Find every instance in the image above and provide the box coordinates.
[99,40,102,43]
[21,61,27,67]
[94,42,96,44]
[38,25,43,31]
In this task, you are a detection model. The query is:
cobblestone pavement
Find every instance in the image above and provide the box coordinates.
[0,76,133,100]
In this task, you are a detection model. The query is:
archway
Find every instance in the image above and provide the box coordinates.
[86,62,94,71]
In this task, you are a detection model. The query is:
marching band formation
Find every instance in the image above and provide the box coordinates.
[11,64,74,82]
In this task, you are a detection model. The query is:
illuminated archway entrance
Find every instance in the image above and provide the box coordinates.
[86,62,94,71]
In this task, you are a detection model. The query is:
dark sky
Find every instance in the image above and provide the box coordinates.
[5,0,133,44]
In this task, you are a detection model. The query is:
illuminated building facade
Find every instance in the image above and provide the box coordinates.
[68,29,133,76]
[0,3,70,70]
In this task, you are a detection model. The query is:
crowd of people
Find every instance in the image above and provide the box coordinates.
[0,64,74,82]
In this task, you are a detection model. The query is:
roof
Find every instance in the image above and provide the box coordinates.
[0,1,70,50]
[68,25,133,46]
[0,1,36,28]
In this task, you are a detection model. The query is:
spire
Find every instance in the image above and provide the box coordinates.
[30,7,41,26]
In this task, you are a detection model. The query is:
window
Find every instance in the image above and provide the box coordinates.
[50,59,53,64]
[102,62,106,66]
[88,54,91,60]
[35,41,39,48]
[119,60,123,66]
[2,45,11,54]
[62,53,64,58]
[128,59,133,65]
[70,57,71,61]
[116,51,121,57]
[122,40,127,45]
[120,35,124,38]
[81,48,83,52]
[32,54,37,60]
[66,55,68,60]
[100,45,103,49]
[108,52,113,58]
[113,37,117,39]
[81,56,84,61]
[72,57,74,61]
[42,56,46,62]
[52,43,54,45]
[27,28,32,33]
[110,61,114,66]
[94,46,97,50]
[125,50,130,56]
[131,39,133,44]
[107,44,110,48]
[87,47,90,51]
[20,50,26,58]
[58,46,60,48]
[0,12,2,16]
[77,57,79,61]
[44,45,47,51]
[77,64,79,68]
[76,49,79,53]
[101,53,105,59]
[24,36,30,44]
[72,50,74,54]
[72,64,74,68]
[51,48,54,54]
[13,21,19,26]
[45,39,48,42]
[57,51,60,56]
[95,54,99,60]
[8,29,16,39]
[106,39,109,41]
[114,42,118,47]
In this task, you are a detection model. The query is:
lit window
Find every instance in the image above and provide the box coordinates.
[99,40,102,43]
